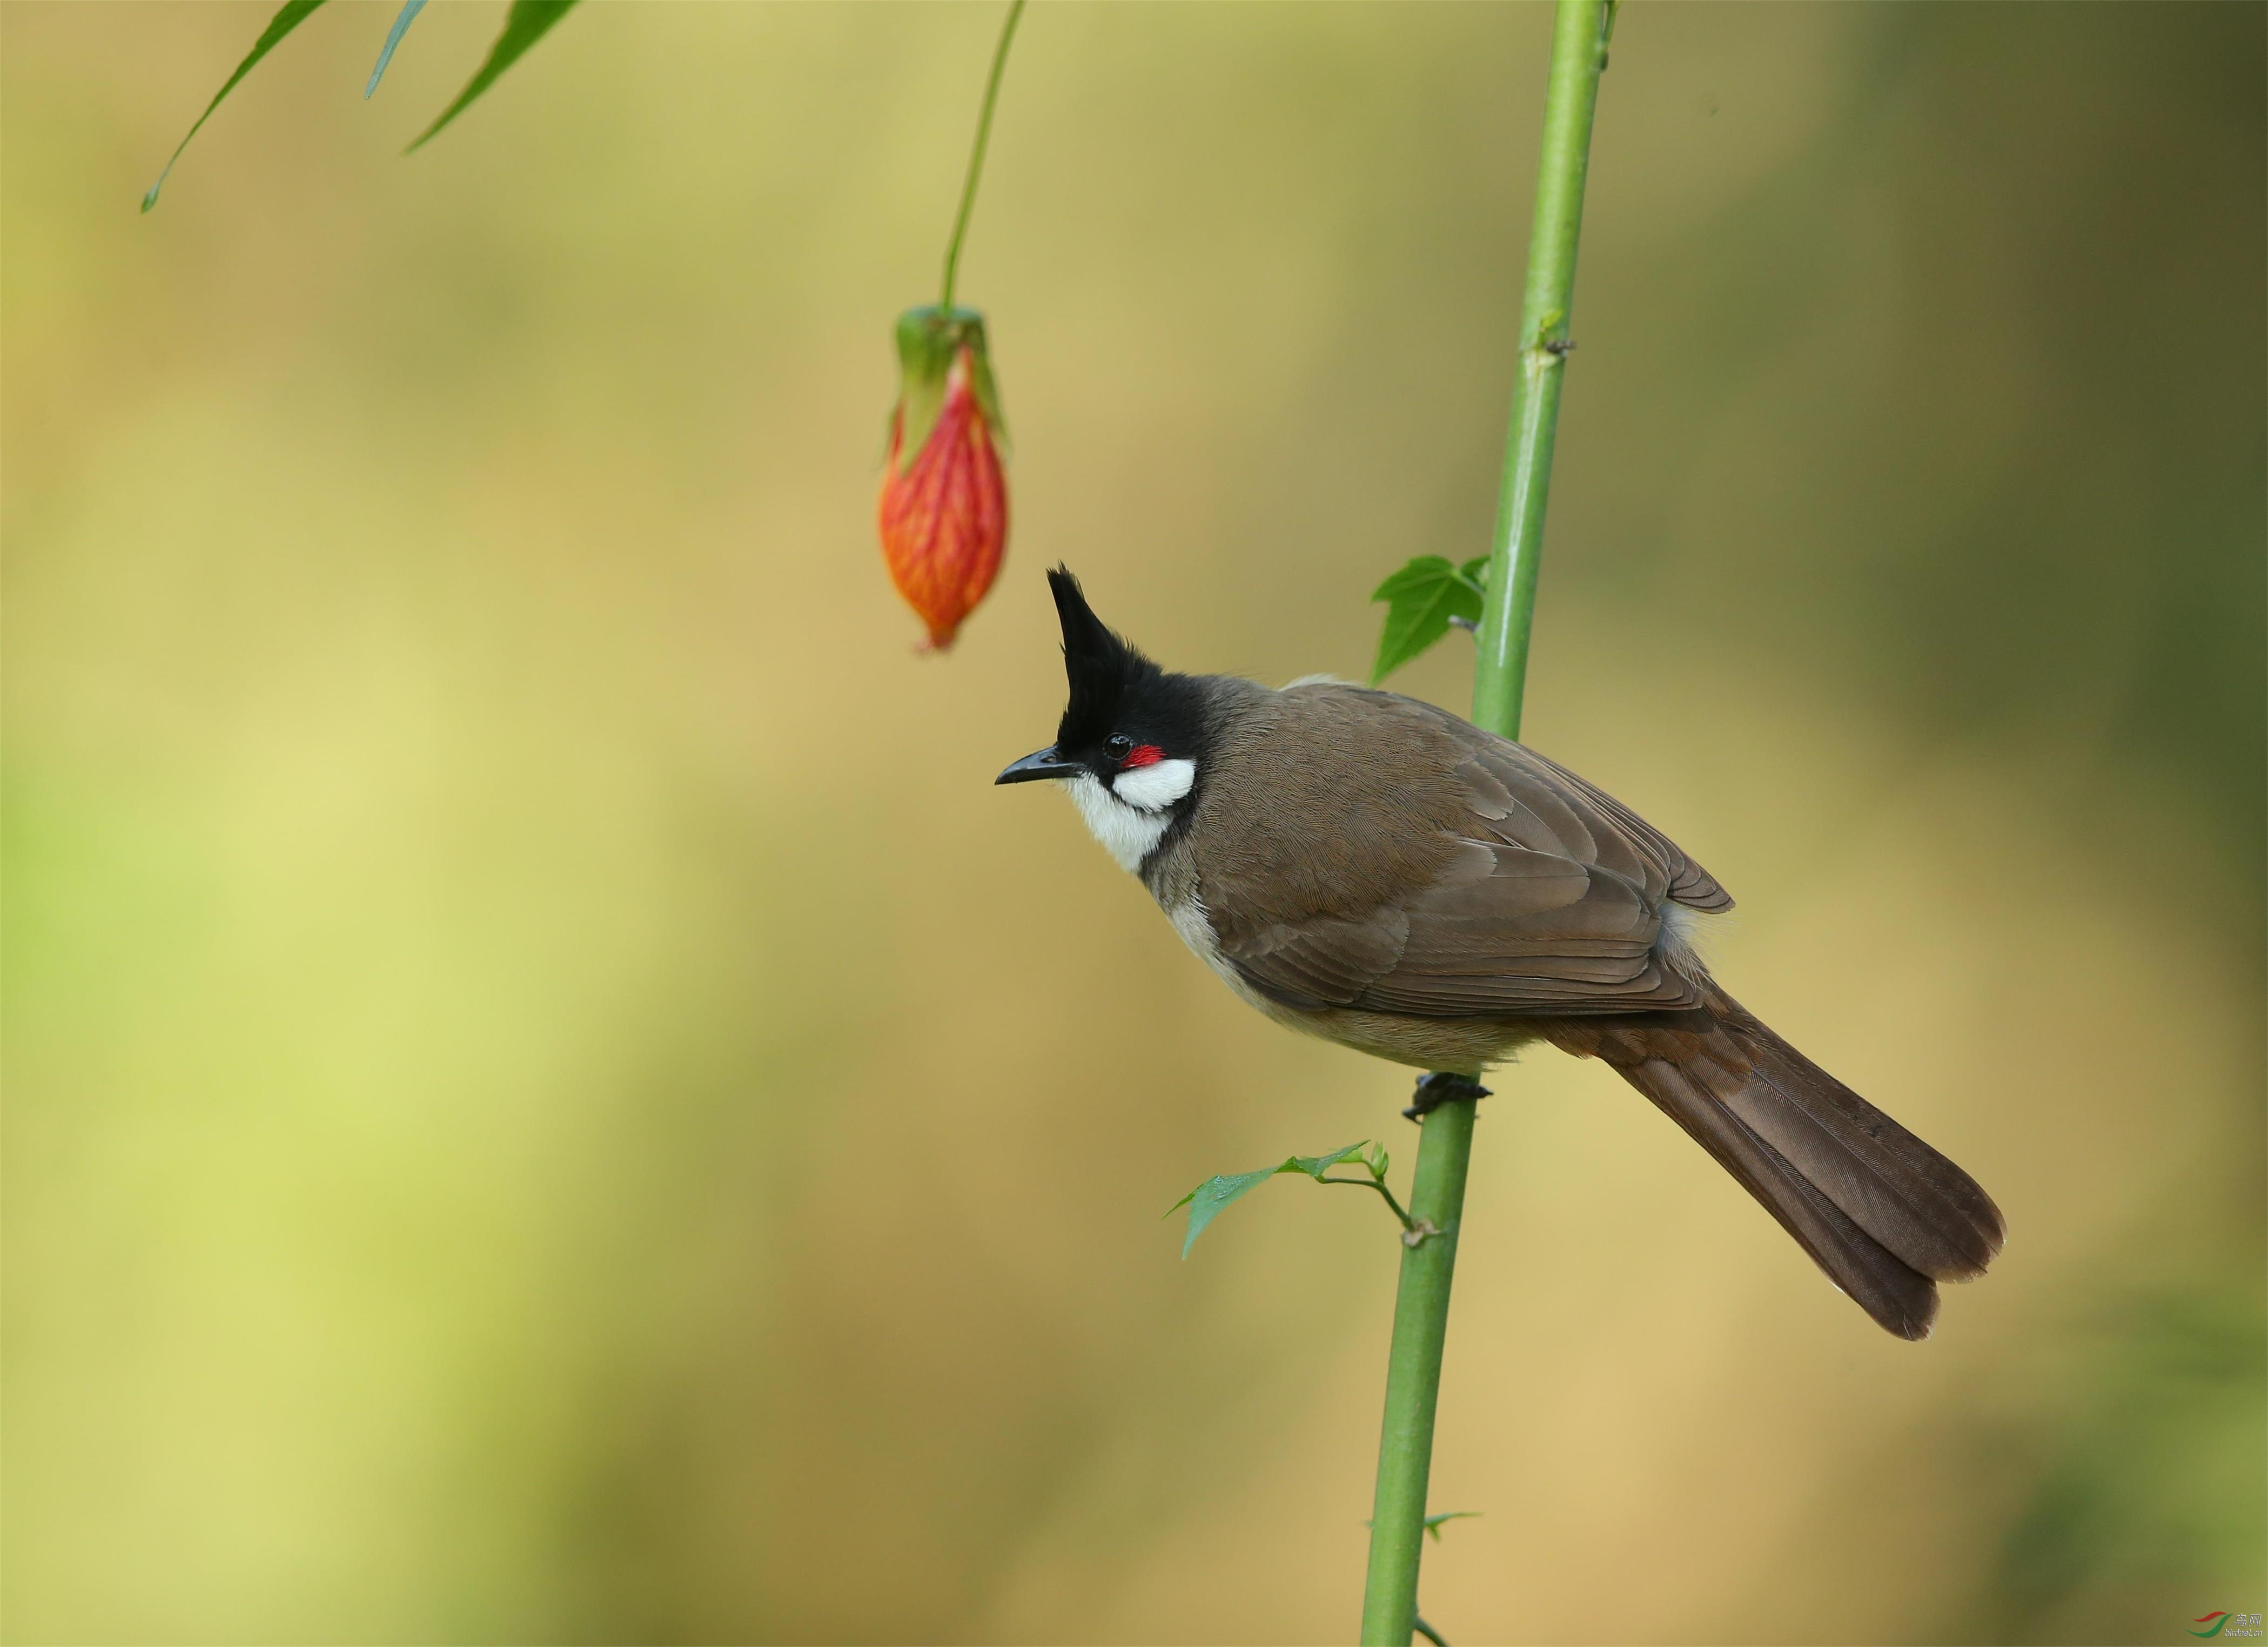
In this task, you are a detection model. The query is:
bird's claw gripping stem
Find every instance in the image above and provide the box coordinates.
[1403,1072,1491,1122]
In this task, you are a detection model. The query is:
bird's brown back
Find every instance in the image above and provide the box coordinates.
[1185,682,1729,1018]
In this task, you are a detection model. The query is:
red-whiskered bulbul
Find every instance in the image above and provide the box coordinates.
[997,568,2004,1338]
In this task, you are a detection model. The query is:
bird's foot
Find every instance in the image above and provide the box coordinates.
[1403,1071,1491,1123]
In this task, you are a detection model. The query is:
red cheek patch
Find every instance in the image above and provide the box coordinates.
[1122,744,1165,769]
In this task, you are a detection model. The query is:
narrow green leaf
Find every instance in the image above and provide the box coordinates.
[365,0,428,98]
[1364,1509,1482,1539]
[1173,1141,1372,1257]
[1175,1167,1281,1258]
[406,0,581,153]
[1369,556,1486,683]
[1288,1141,1372,1182]
[142,0,332,212]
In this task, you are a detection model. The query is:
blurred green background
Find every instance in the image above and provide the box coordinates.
[4,3,2262,1642]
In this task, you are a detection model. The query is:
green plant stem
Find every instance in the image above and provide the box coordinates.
[940,0,1026,311]
[1360,4,1614,1643]
[1358,1099,1478,1645]
[1471,0,1614,742]
[1319,1174,1419,1233]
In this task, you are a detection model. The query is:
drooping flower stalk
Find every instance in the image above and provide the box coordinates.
[941,0,1026,312]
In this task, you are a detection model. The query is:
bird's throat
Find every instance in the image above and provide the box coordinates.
[1066,772,1175,872]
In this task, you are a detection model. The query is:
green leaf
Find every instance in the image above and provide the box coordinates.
[1169,1168,1276,1258]
[1287,1141,1370,1182]
[1423,1510,1482,1542]
[1171,1141,1370,1258]
[142,0,333,212]
[1363,1509,1483,1540]
[1368,555,1486,683]
[406,0,581,153]
[365,0,428,98]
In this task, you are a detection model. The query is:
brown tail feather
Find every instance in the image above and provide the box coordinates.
[1549,992,2005,1339]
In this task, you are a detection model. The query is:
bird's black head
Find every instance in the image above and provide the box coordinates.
[995,568,1214,863]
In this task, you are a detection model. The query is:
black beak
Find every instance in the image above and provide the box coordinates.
[995,747,1085,785]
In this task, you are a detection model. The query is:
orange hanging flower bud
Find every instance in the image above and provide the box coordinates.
[878,305,1009,650]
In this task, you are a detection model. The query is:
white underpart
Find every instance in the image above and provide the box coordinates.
[1167,890,1274,1011]
[1064,758,1196,872]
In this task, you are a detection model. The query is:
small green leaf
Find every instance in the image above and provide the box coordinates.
[1364,1509,1482,1540]
[1171,1167,1278,1258]
[365,0,428,98]
[1172,1141,1371,1258]
[1287,1141,1370,1182]
[142,0,332,212]
[1424,1510,1482,1542]
[1368,556,1486,683]
[406,0,581,153]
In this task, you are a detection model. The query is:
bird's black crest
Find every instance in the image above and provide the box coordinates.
[1045,567,1216,767]
[1049,566,1160,749]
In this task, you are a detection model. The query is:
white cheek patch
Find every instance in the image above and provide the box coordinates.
[1110,757,1197,812]
[1066,772,1174,873]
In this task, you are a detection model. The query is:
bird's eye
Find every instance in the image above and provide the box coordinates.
[1104,734,1135,762]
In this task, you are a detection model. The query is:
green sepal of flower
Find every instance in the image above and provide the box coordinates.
[891,305,1009,472]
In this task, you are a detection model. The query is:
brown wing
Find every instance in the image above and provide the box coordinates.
[1190,683,1730,1019]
